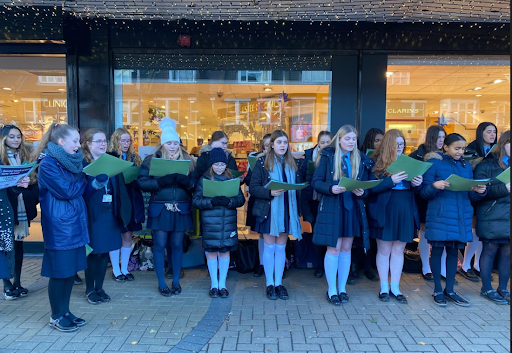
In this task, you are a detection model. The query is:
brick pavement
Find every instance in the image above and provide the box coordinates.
[0,256,509,353]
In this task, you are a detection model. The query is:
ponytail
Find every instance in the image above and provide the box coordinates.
[32,123,78,162]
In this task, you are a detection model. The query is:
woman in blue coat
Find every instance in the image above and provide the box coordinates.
[421,133,487,307]
[35,123,89,332]
[367,129,423,304]
[312,125,372,306]
[82,128,132,305]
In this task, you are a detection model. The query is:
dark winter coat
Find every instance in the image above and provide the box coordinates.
[420,152,486,243]
[119,152,145,225]
[192,172,246,250]
[466,140,495,159]
[472,154,510,241]
[195,145,238,180]
[311,147,372,249]
[37,156,89,250]
[409,144,430,223]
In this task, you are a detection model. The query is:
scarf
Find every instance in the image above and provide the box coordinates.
[7,149,29,240]
[45,142,84,174]
[268,156,302,240]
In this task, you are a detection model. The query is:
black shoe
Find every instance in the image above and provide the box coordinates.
[86,291,102,305]
[473,268,493,282]
[219,288,229,298]
[497,287,510,304]
[97,289,111,303]
[209,288,219,298]
[391,292,408,304]
[165,268,173,279]
[314,268,324,278]
[3,288,19,300]
[326,292,341,306]
[171,284,182,295]
[441,275,458,285]
[254,265,264,277]
[266,285,278,300]
[481,289,508,305]
[379,292,390,302]
[49,316,79,332]
[444,290,470,307]
[346,278,356,285]
[112,274,126,282]
[459,269,479,282]
[275,285,289,300]
[160,287,172,297]
[433,292,447,306]
[364,269,378,282]
[422,273,434,282]
[65,312,86,327]
[13,286,27,296]
[74,274,83,285]
[122,273,135,281]
[338,292,349,303]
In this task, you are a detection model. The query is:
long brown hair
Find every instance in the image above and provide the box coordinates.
[108,128,142,166]
[327,125,360,180]
[264,130,297,172]
[372,129,405,178]
[495,130,510,170]
[81,128,105,163]
[153,143,196,173]
[423,125,446,154]
[32,123,79,161]
[0,125,31,166]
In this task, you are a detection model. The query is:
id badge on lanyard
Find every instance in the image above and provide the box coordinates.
[102,185,112,203]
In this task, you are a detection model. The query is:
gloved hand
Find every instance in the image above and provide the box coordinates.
[212,196,230,207]
[175,174,190,188]
[157,174,176,189]
[92,174,109,190]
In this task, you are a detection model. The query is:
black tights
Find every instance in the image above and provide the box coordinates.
[153,231,184,288]
[313,244,326,270]
[48,276,74,319]
[431,246,459,293]
[480,242,510,292]
[3,241,24,290]
[85,253,109,294]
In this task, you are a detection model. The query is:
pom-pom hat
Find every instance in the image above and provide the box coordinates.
[209,147,228,166]
[159,117,180,145]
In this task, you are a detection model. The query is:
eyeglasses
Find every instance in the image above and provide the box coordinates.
[397,143,405,148]
[120,139,132,144]
[91,140,108,145]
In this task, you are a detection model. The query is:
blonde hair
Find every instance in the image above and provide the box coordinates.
[371,129,405,178]
[264,130,297,173]
[32,123,78,161]
[108,128,142,166]
[153,144,196,173]
[328,125,361,180]
[81,128,105,164]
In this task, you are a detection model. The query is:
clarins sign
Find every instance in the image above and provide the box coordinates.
[43,99,67,108]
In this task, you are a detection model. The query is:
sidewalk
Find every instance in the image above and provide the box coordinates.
[0,256,509,353]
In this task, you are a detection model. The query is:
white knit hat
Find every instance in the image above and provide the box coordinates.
[159,117,180,144]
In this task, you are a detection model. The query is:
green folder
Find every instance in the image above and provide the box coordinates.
[386,154,433,181]
[123,166,140,184]
[264,180,309,191]
[149,158,190,177]
[485,144,497,156]
[86,245,93,256]
[307,160,316,174]
[338,177,383,191]
[248,156,257,170]
[366,149,376,158]
[229,169,245,178]
[202,178,240,198]
[496,167,510,184]
[445,174,490,192]
[83,153,133,177]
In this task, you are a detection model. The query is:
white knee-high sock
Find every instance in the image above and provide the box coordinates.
[441,248,447,277]
[263,243,276,286]
[274,244,286,286]
[207,258,219,289]
[418,229,432,275]
[337,252,351,294]
[120,247,131,274]
[258,238,265,264]
[462,229,480,271]
[324,253,339,297]
[218,256,230,289]
[109,249,121,277]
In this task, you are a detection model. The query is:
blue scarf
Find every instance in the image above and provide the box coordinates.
[268,156,302,240]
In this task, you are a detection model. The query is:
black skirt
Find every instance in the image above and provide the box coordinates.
[204,245,238,253]
[370,190,416,242]
[148,205,193,232]
[41,246,87,278]
[338,196,361,238]
[428,240,466,249]
[89,210,123,254]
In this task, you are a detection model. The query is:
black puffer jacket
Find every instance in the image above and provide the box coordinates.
[472,154,510,241]
[137,152,197,204]
[193,173,246,250]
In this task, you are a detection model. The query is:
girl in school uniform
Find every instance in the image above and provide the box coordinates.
[360,128,384,154]
[409,125,446,282]
[421,133,486,307]
[460,122,498,282]
[35,124,88,331]
[299,131,332,279]
[193,148,246,298]
[249,130,303,301]
[245,134,271,278]
[367,129,423,304]
[195,131,238,178]
[138,118,196,296]
[82,128,132,305]
[107,128,145,281]
[473,130,510,304]
[0,188,14,295]
[0,124,39,299]
[312,125,372,305]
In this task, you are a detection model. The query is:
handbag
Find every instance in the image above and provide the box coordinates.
[233,237,258,274]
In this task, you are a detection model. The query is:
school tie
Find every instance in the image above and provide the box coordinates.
[342,154,350,178]
[341,155,353,210]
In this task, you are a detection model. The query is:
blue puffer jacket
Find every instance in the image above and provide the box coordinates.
[420,152,486,243]
[38,156,89,250]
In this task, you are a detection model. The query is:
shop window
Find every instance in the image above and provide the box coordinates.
[302,71,332,83]
[169,70,196,83]
[238,70,272,83]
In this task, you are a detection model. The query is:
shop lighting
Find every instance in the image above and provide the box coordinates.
[385,72,394,77]
[185,116,189,119]
[12,99,19,103]
[473,87,483,90]
[264,83,270,86]
[433,111,439,114]
[149,100,154,103]
[490,101,497,103]
[57,88,66,91]
[2,87,12,91]
[476,94,483,97]
[161,105,166,108]
[472,111,477,114]
[181,125,186,128]
[490,79,504,84]
[264,87,272,92]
